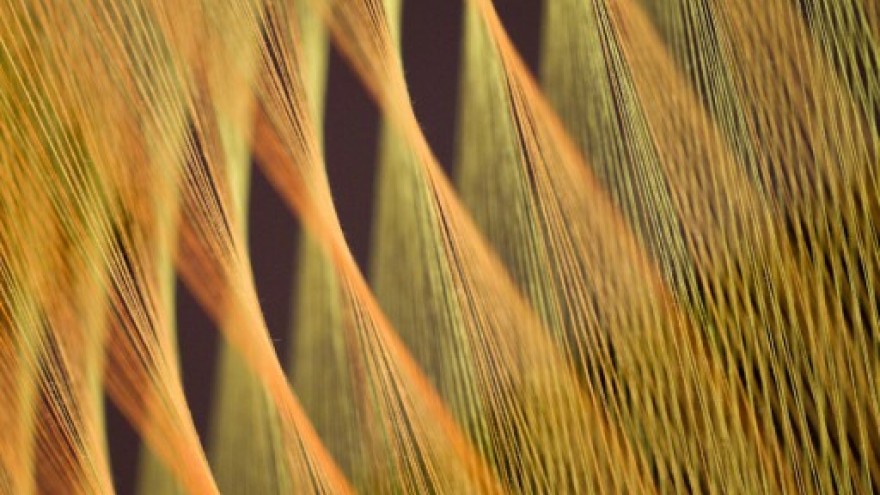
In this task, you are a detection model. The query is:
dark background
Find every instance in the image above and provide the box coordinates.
[106,1,542,492]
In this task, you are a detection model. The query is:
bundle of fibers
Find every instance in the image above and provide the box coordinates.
[0,0,876,493]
